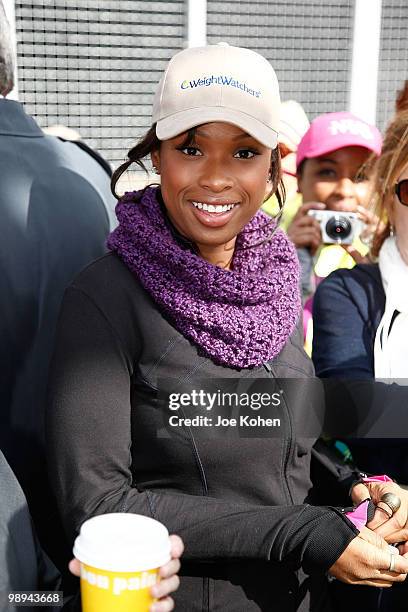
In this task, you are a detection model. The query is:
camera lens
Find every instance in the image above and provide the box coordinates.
[325,215,352,242]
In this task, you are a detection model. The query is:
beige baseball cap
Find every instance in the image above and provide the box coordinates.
[152,43,280,148]
[279,100,310,151]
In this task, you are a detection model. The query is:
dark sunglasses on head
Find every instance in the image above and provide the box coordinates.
[395,179,408,206]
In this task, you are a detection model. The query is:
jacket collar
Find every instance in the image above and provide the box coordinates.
[0,99,44,137]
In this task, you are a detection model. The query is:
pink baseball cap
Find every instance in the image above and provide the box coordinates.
[296,111,382,169]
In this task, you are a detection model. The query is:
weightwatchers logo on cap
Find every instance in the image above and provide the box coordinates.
[180,74,261,98]
[153,44,280,148]
[329,118,375,141]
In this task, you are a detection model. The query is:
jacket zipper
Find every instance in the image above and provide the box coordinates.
[263,362,294,505]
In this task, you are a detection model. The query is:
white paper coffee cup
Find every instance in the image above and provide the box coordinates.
[73,513,171,612]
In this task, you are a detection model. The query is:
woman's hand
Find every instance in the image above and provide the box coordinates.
[341,205,385,264]
[69,534,184,612]
[150,535,184,612]
[329,526,408,587]
[357,205,385,245]
[352,481,408,544]
[287,201,325,253]
[340,245,370,265]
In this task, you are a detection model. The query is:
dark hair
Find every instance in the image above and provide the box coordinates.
[112,124,285,210]
[111,125,160,199]
[296,159,305,178]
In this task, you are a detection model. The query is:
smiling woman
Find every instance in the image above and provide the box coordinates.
[46,44,408,612]
[151,122,273,268]
[111,121,283,271]
[110,43,284,271]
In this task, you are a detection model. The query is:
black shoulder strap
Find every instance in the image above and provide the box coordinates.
[57,137,112,178]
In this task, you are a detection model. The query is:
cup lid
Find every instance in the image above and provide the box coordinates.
[73,513,171,572]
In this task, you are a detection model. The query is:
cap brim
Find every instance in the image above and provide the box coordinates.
[156,107,278,149]
[299,138,381,163]
[296,139,380,170]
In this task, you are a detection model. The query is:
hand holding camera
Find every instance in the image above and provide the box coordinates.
[287,201,326,254]
[307,208,362,245]
[287,200,373,258]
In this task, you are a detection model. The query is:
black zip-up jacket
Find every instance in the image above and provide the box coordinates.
[47,253,357,611]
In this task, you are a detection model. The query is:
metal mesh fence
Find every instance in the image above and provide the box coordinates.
[15,0,186,171]
[377,0,408,129]
[207,0,355,121]
[14,0,408,173]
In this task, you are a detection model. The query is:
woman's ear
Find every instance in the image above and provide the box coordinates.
[151,150,160,174]
[296,173,302,194]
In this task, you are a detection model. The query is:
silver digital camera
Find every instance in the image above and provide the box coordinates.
[307,210,361,245]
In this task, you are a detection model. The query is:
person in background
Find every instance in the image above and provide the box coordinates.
[47,42,408,612]
[262,99,309,227]
[289,112,382,299]
[0,1,115,584]
[285,111,382,352]
[313,107,408,612]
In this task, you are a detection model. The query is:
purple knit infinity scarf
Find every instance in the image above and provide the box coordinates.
[107,187,301,369]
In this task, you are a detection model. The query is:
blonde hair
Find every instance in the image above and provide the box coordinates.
[370,110,408,257]
[396,80,408,114]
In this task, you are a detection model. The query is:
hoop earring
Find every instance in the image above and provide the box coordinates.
[390,224,395,237]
